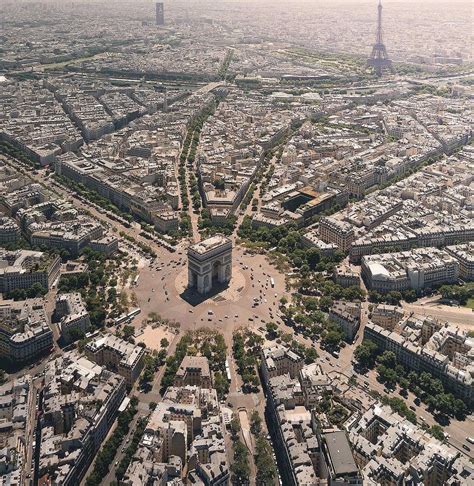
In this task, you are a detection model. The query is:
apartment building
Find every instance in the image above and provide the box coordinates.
[329,301,361,343]
[55,292,91,343]
[29,219,103,257]
[154,210,179,233]
[55,152,179,234]
[174,356,212,389]
[0,375,34,485]
[39,352,126,485]
[349,404,473,485]
[445,243,474,281]
[89,234,119,256]
[301,228,338,256]
[264,378,321,486]
[333,263,361,288]
[0,298,53,363]
[299,363,332,409]
[351,219,474,264]
[361,248,460,292]
[0,249,61,293]
[369,304,404,330]
[261,344,305,382]
[4,184,47,216]
[0,216,20,245]
[85,334,145,387]
[319,216,355,252]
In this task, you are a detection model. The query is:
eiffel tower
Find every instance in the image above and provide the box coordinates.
[367,0,394,76]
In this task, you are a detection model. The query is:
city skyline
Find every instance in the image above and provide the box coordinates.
[0,1,473,485]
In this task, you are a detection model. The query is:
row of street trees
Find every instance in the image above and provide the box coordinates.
[232,330,263,392]
[250,411,278,484]
[355,341,468,420]
[85,397,138,486]
[229,416,250,484]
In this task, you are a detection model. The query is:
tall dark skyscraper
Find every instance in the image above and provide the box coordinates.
[367,0,393,76]
[156,2,164,26]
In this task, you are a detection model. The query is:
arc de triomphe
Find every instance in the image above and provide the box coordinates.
[187,235,232,294]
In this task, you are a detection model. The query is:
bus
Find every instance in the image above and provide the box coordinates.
[114,307,141,326]
[225,359,232,382]
[270,277,275,288]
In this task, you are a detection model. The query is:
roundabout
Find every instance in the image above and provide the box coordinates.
[132,243,288,341]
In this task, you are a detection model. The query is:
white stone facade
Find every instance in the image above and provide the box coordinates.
[187,235,232,294]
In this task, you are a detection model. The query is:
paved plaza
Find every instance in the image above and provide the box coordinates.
[132,244,288,341]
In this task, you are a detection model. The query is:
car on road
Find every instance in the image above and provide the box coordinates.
[463,444,471,451]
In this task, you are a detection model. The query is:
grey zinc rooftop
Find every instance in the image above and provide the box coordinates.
[323,430,359,477]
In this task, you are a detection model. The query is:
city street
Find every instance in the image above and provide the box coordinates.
[23,384,37,485]
[402,300,474,329]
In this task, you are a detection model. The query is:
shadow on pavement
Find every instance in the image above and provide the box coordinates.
[179,282,230,306]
